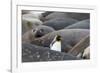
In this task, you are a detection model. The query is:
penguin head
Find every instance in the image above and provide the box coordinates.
[56,35,62,41]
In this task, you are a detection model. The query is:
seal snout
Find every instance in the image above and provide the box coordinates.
[34,29,44,38]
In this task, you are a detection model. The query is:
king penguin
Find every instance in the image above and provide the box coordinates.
[50,35,62,52]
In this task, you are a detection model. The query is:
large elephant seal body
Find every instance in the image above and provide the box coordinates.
[22,43,79,62]
[22,25,55,43]
[31,29,89,53]
[66,13,90,20]
[45,12,68,20]
[45,12,90,21]
[65,19,90,29]
[43,18,78,30]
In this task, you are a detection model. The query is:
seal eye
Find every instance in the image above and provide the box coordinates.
[40,29,44,33]
[32,29,36,32]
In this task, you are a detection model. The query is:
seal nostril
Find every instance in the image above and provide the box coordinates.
[35,31,41,38]
[35,33,42,38]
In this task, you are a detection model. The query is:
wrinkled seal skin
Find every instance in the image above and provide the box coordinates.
[65,19,90,29]
[43,18,78,30]
[31,29,89,53]
[22,25,55,43]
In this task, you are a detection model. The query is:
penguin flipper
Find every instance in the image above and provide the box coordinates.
[50,40,55,48]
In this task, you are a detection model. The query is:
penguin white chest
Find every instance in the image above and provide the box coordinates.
[50,41,61,52]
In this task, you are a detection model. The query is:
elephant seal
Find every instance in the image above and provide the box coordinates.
[22,12,43,19]
[65,19,90,29]
[22,10,30,14]
[43,18,78,30]
[45,12,90,21]
[22,25,55,43]
[45,12,69,20]
[33,25,55,38]
[22,43,79,62]
[66,13,90,21]
[42,11,53,17]
[31,29,89,53]
[22,17,43,34]
[41,11,53,21]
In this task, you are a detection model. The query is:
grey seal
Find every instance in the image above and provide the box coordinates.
[31,29,89,53]
[22,17,43,34]
[22,25,55,43]
[22,43,79,62]
[65,19,90,29]
[45,12,90,21]
[43,18,78,30]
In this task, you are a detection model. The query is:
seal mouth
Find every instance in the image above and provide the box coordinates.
[35,33,43,38]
